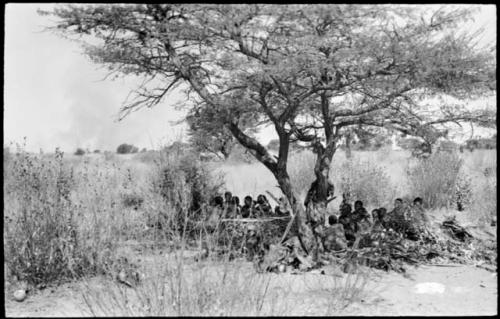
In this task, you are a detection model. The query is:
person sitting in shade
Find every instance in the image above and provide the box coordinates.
[241,195,254,218]
[322,215,348,252]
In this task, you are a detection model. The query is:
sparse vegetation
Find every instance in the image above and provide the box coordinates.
[406,151,466,209]
[336,157,396,208]
[3,142,496,316]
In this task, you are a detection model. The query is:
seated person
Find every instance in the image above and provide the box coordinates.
[353,200,372,232]
[241,195,254,218]
[224,191,233,206]
[228,195,241,218]
[244,224,261,261]
[411,197,428,226]
[322,215,348,252]
[403,197,428,241]
[378,207,390,229]
[274,197,291,216]
[254,194,272,217]
[338,202,357,247]
[207,195,224,230]
[387,198,406,232]
[369,208,387,247]
[222,191,233,218]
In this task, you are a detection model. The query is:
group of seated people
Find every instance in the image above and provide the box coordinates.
[320,196,428,252]
[209,191,291,219]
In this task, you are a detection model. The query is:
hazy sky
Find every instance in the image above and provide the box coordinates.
[4,4,497,153]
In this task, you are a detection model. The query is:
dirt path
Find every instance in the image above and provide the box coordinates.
[5,264,497,316]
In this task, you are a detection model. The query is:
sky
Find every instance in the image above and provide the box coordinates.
[3,4,497,153]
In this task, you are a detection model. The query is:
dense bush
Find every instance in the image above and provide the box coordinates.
[75,148,86,156]
[116,143,139,154]
[406,151,467,209]
[336,157,395,208]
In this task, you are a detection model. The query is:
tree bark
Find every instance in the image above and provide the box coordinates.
[345,132,352,158]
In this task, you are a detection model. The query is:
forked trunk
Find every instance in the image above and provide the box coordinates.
[274,170,314,254]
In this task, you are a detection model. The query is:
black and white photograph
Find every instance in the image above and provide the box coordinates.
[4,3,497,316]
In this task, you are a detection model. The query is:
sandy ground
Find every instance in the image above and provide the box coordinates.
[5,263,497,317]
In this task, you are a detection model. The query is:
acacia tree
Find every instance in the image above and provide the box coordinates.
[43,4,496,259]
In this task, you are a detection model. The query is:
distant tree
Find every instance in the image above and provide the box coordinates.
[116,143,139,154]
[465,137,496,150]
[267,139,280,151]
[74,148,85,156]
[140,147,147,152]
[93,149,101,153]
[46,4,496,261]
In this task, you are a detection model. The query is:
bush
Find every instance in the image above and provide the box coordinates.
[471,178,497,225]
[406,151,464,209]
[453,173,473,211]
[397,137,422,151]
[151,149,224,238]
[336,157,395,208]
[465,137,496,151]
[436,139,459,153]
[121,192,145,210]
[75,148,86,156]
[117,143,139,154]
[4,148,98,286]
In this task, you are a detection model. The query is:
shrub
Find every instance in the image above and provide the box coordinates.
[335,157,395,208]
[465,137,496,150]
[75,148,86,156]
[93,149,101,153]
[150,149,225,238]
[4,148,98,286]
[406,150,464,209]
[436,139,459,153]
[397,137,422,151]
[117,143,139,154]
[121,192,145,210]
[453,173,473,211]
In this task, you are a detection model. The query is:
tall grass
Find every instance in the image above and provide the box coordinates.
[406,151,464,209]
[4,147,102,286]
[333,156,396,208]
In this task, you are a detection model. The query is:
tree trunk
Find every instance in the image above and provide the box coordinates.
[304,142,337,262]
[345,132,352,158]
[273,169,314,253]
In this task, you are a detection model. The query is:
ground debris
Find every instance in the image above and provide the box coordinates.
[257,217,496,275]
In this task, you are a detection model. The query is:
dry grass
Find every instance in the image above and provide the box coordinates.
[3,144,495,315]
